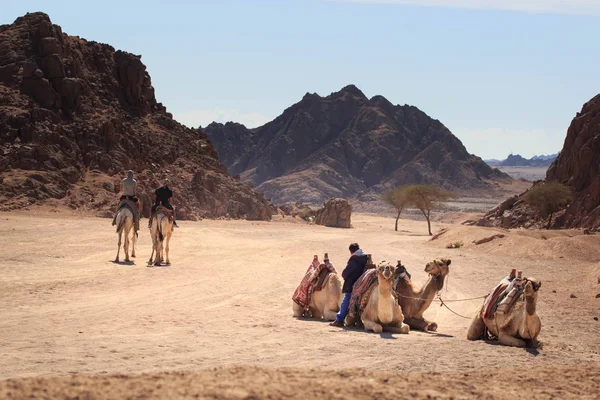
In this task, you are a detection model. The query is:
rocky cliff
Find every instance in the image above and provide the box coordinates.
[475,93,600,230]
[0,13,273,220]
[205,85,509,204]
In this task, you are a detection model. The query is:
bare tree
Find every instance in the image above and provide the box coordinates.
[382,188,408,231]
[404,185,458,235]
[524,182,572,229]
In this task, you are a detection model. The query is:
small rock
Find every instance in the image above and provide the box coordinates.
[596,293,600,298]
[570,294,577,298]
[595,317,599,321]
[552,290,557,293]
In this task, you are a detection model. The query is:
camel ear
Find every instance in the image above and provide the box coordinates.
[444,259,451,266]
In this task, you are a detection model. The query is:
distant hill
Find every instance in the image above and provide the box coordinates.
[205,85,510,204]
[486,153,558,168]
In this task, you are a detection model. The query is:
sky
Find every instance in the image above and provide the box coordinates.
[2,0,599,159]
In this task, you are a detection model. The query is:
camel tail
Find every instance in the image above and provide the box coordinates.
[157,216,164,242]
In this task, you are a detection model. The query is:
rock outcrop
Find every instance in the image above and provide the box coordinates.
[0,13,273,220]
[205,85,509,204]
[314,198,352,228]
[474,93,600,230]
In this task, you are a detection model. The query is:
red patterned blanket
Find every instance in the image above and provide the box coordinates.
[346,268,378,325]
[292,257,337,310]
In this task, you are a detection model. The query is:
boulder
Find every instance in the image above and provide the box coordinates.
[314,198,352,228]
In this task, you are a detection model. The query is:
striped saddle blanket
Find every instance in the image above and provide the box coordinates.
[346,268,379,326]
[292,258,337,310]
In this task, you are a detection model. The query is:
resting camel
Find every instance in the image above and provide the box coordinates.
[149,207,173,266]
[114,207,136,263]
[394,259,451,331]
[293,269,342,321]
[347,263,410,334]
[467,277,542,348]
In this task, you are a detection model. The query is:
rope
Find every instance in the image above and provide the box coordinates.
[397,293,487,302]
[437,295,475,319]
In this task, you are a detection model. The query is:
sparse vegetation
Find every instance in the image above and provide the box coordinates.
[404,185,459,235]
[524,182,573,229]
[383,185,458,235]
[381,188,408,231]
[446,241,464,249]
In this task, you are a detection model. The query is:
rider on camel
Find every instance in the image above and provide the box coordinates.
[148,178,179,228]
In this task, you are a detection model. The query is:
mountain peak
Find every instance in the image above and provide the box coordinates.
[335,84,367,99]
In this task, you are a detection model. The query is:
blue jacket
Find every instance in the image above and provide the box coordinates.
[341,250,368,293]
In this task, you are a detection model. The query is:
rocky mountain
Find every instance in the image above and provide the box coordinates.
[205,85,509,204]
[475,93,600,230]
[0,13,273,220]
[486,153,558,167]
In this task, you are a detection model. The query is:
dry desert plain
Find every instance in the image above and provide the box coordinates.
[1,211,599,399]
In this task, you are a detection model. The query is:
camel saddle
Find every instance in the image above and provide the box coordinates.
[112,199,140,232]
[152,205,174,220]
[292,258,337,311]
[346,269,378,327]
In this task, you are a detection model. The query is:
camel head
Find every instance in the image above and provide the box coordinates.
[393,261,411,281]
[424,258,451,278]
[523,277,542,297]
[377,262,397,283]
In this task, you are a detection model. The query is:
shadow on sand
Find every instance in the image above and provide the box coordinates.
[482,339,542,355]
[110,260,135,266]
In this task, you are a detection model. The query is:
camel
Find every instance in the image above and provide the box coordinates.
[114,207,136,263]
[149,207,173,266]
[394,259,451,331]
[292,271,342,321]
[346,263,410,334]
[467,276,542,348]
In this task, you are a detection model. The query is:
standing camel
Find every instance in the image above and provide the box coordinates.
[467,277,542,348]
[394,259,451,331]
[115,207,136,263]
[149,207,173,266]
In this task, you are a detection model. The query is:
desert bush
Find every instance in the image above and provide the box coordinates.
[524,182,572,229]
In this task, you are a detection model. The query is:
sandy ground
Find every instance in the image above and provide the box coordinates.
[1,212,599,398]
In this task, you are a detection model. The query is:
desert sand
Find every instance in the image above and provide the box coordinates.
[1,211,599,398]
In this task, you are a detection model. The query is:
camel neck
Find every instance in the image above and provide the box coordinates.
[525,294,537,316]
[377,279,395,324]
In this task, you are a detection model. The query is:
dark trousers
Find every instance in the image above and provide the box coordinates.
[120,195,138,202]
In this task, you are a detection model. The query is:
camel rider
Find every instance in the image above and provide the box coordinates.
[330,243,368,327]
[120,170,138,203]
[112,170,140,231]
[148,178,179,228]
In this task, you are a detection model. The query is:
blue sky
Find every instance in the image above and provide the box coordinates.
[2,0,599,159]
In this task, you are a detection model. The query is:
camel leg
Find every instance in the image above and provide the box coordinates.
[363,319,383,333]
[404,317,430,331]
[165,232,171,265]
[498,332,526,348]
[115,230,122,263]
[131,227,136,258]
[384,321,410,334]
[154,241,162,266]
[292,302,304,318]
[124,226,130,262]
[467,306,486,340]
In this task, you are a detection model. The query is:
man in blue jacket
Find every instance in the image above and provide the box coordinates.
[330,243,368,327]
